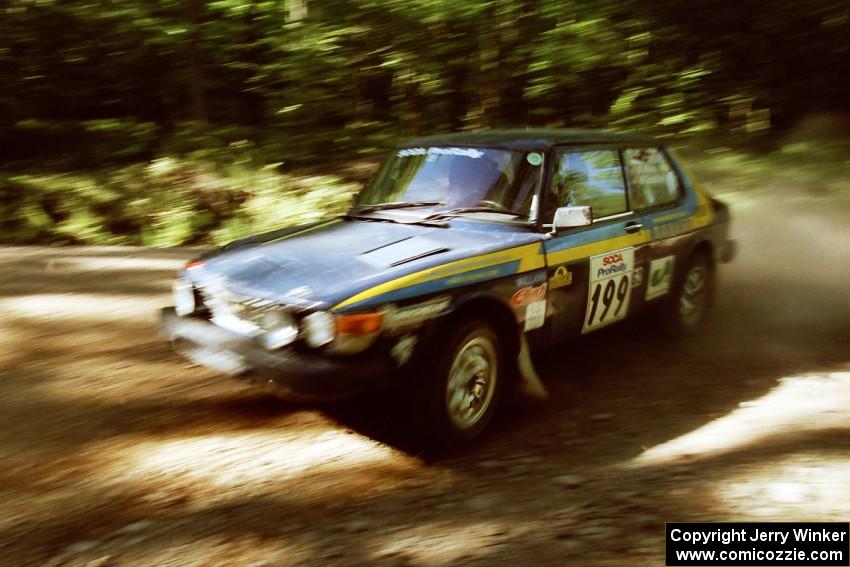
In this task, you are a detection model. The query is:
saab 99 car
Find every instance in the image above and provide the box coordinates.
[160,129,736,445]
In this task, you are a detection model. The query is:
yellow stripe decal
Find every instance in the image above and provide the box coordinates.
[690,183,714,229]
[672,153,714,230]
[333,242,545,310]
[545,230,651,267]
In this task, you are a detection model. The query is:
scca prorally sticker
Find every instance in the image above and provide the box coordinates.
[583,247,634,333]
[524,300,546,331]
[646,255,675,300]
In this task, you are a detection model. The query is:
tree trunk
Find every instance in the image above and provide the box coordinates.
[187,0,207,128]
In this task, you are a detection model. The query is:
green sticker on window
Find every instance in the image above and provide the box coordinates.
[527,152,543,166]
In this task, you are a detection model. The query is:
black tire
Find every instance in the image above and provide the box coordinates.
[408,319,504,447]
[662,251,713,335]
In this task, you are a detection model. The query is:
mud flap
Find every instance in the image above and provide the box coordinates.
[516,333,548,401]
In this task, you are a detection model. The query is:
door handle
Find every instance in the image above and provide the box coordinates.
[624,221,644,234]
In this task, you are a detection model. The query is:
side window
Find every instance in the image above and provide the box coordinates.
[624,148,681,210]
[551,149,627,220]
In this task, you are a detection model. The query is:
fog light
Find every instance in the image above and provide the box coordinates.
[173,278,196,316]
[302,311,336,348]
[262,310,298,349]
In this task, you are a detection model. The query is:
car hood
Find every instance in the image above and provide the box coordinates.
[188,217,542,310]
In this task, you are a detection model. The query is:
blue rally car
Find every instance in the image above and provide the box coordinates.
[160,129,736,445]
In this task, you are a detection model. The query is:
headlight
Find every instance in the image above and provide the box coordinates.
[261,309,298,349]
[302,311,336,348]
[173,278,196,316]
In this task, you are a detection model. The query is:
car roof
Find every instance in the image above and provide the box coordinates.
[402,128,658,151]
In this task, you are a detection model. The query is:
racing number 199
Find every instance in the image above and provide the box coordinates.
[587,275,629,324]
[583,247,635,333]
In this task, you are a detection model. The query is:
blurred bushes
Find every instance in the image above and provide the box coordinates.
[0,155,358,246]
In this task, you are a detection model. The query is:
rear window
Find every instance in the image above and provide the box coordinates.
[624,148,681,209]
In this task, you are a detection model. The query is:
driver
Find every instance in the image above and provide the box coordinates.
[445,155,502,208]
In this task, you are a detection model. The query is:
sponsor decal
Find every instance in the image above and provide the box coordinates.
[445,268,502,285]
[632,266,644,288]
[527,152,543,166]
[390,334,418,366]
[651,218,691,240]
[511,283,547,307]
[384,297,451,329]
[583,247,634,333]
[646,255,675,300]
[397,147,484,159]
[653,210,688,224]
[549,265,573,289]
[516,270,547,288]
[524,300,547,331]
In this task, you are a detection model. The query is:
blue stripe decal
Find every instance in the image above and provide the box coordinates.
[341,260,521,310]
[543,222,633,254]
[643,192,697,226]
[543,187,700,256]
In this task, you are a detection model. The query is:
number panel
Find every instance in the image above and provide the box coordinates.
[583,247,634,333]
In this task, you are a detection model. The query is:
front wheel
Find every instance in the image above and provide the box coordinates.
[662,252,713,335]
[409,319,504,446]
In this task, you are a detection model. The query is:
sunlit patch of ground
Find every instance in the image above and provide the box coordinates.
[715,454,850,520]
[632,372,850,466]
[630,372,850,521]
[111,429,421,506]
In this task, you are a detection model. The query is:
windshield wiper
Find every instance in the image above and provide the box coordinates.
[423,207,526,220]
[351,200,445,215]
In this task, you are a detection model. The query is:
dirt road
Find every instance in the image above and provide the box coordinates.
[1,188,849,566]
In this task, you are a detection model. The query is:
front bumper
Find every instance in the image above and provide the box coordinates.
[159,307,393,400]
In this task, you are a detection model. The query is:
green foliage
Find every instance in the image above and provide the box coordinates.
[2,0,849,244]
[0,160,358,246]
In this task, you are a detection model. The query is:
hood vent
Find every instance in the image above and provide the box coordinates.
[359,235,451,269]
[389,247,450,267]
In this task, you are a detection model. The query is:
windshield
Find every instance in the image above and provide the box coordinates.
[354,146,542,218]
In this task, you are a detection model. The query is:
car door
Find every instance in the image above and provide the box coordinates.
[541,147,652,344]
[622,147,692,309]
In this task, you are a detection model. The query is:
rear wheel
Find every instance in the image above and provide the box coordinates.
[410,319,504,446]
[662,252,713,335]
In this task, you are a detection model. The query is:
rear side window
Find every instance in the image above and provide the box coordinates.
[551,149,627,219]
[624,148,681,209]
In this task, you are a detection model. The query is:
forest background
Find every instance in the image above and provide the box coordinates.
[2,0,848,245]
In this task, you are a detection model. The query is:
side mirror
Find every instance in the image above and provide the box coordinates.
[552,206,592,231]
